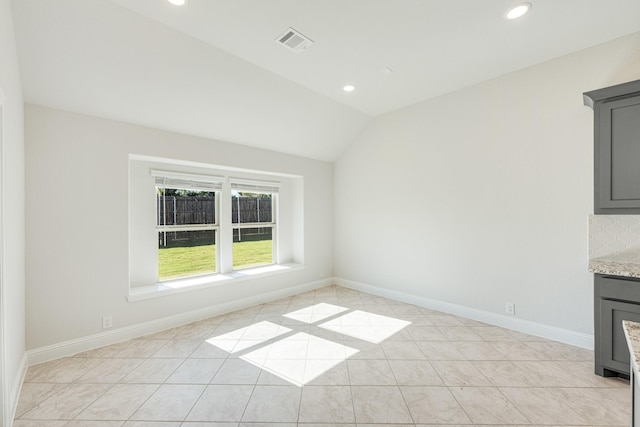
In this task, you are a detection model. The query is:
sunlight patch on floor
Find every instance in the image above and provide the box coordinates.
[282,302,349,324]
[206,320,291,353]
[240,332,359,386]
[319,310,412,343]
[203,304,411,386]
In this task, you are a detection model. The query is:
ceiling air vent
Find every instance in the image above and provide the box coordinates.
[276,27,314,53]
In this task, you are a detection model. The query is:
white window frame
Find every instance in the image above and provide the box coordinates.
[152,170,223,280]
[152,171,282,279]
[230,178,280,270]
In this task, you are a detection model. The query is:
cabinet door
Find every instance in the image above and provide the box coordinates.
[601,299,640,374]
[596,95,640,213]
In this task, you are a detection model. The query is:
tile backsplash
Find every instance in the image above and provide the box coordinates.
[589,215,640,262]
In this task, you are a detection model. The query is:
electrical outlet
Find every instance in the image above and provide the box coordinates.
[102,315,113,329]
[505,303,515,315]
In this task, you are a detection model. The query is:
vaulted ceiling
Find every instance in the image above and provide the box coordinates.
[11,0,640,161]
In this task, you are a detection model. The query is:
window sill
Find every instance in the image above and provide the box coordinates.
[127,263,305,302]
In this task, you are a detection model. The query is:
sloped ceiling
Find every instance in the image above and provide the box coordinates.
[109,0,640,116]
[12,0,371,161]
[11,0,640,161]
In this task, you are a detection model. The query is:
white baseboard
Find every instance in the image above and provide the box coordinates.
[8,352,27,424]
[27,278,332,365]
[335,277,594,349]
[27,276,594,366]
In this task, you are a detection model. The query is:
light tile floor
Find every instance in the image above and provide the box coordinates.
[15,285,630,426]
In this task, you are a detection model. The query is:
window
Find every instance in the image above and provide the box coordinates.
[128,156,302,297]
[153,171,280,281]
[153,171,222,280]
[231,179,279,270]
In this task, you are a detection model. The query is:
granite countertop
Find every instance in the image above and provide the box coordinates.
[623,320,640,375]
[589,257,640,279]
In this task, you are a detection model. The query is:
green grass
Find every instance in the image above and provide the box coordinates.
[232,240,273,269]
[158,240,273,280]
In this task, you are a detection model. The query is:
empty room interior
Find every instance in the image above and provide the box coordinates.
[2,0,640,425]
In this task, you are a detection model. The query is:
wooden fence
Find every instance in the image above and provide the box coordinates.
[158,196,273,247]
[157,195,272,226]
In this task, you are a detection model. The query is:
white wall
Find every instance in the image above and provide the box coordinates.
[334,32,640,337]
[0,0,26,422]
[25,104,333,350]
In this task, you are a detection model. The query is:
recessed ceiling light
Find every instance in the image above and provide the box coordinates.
[343,85,355,92]
[167,0,187,6]
[504,2,532,20]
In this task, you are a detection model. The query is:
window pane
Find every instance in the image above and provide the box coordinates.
[158,229,216,280]
[232,193,272,224]
[233,227,273,269]
[157,187,216,226]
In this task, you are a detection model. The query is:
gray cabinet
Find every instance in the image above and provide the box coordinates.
[584,80,640,214]
[595,274,640,377]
